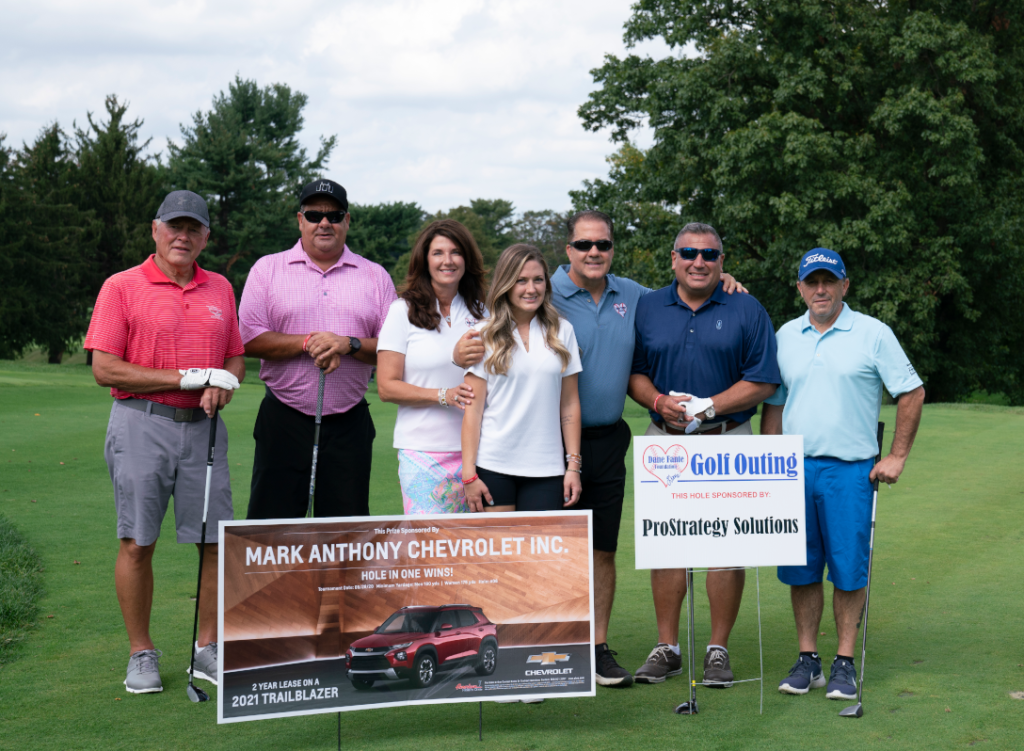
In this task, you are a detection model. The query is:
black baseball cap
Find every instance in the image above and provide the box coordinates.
[155,190,210,227]
[299,179,348,211]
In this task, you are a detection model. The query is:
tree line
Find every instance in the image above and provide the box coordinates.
[573,0,1024,404]
[0,77,569,363]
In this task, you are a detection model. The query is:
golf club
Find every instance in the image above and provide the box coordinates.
[673,567,699,715]
[305,368,326,518]
[839,421,885,719]
[186,408,219,703]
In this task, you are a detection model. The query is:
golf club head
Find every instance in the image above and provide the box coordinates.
[673,700,699,715]
[186,682,210,703]
[839,702,863,718]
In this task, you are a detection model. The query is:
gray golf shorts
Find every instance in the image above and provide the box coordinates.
[104,400,233,546]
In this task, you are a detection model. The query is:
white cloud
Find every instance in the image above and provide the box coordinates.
[0,0,671,213]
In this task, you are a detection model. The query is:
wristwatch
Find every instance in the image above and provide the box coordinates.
[348,337,362,354]
[701,401,716,420]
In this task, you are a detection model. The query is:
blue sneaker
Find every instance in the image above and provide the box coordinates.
[826,658,858,700]
[779,654,826,695]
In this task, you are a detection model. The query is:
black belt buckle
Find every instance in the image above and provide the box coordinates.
[174,408,194,423]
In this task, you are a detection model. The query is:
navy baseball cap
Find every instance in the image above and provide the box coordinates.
[299,179,348,211]
[798,248,846,281]
[155,190,210,228]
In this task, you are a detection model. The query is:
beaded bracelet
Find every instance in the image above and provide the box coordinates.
[566,467,582,474]
[438,387,449,408]
[565,453,582,465]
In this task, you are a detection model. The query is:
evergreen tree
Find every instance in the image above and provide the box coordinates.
[166,76,335,294]
[73,95,164,290]
[346,201,426,269]
[3,125,99,362]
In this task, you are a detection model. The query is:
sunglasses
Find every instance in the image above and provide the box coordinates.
[673,246,722,261]
[302,210,347,224]
[569,240,613,251]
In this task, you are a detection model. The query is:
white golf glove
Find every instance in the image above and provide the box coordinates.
[669,391,715,434]
[179,368,240,391]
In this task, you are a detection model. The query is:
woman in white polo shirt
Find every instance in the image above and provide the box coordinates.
[461,244,583,512]
[377,220,488,514]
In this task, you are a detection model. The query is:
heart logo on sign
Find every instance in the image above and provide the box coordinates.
[614,303,627,318]
[643,444,689,487]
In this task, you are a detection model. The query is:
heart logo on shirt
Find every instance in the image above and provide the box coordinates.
[643,444,689,487]
[614,303,627,318]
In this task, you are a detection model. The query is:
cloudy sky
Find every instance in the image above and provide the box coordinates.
[0,0,673,214]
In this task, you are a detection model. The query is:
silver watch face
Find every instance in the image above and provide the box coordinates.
[705,405,715,420]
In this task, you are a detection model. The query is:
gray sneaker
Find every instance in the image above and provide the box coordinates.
[125,649,163,694]
[703,647,734,688]
[634,644,683,684]
[189,641,218,685]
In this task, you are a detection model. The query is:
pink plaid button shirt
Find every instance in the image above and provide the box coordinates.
[238,240,397,416]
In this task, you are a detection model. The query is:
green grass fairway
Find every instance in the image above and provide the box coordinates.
[1,359,1022,750]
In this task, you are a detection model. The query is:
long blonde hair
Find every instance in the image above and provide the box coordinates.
[481,244,571,376]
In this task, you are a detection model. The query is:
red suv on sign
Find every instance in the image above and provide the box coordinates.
[345,604,498,689]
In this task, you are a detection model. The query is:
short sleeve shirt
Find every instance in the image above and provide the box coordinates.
[631,282,780,425]
[84,255,245,408]
[765,303,924,461]
[238,240,397,416]
[377,295,483,451]
[467,317,583,477]
[551,266,651,427]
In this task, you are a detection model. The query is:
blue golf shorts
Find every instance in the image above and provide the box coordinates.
[777,456,875,592]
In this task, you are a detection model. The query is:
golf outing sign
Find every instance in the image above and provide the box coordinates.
[633,435,806,568]
[217,512,594,723]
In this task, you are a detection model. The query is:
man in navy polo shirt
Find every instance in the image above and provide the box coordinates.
[762,249,924,701]
[628,222,779,686]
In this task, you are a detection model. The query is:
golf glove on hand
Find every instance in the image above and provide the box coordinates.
[669,391,715,434]
[179,368,240,391]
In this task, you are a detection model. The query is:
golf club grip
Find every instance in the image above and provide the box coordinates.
[315,369,326,424]
[875,421,884,480]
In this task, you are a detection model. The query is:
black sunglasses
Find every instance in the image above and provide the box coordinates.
[302,210,347,224]
[673,246,722,261]
[569,240,613,252]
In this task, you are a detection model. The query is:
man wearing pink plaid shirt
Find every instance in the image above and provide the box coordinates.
[239,179,397,518]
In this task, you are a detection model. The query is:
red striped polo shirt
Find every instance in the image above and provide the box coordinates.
[85,255,246,408]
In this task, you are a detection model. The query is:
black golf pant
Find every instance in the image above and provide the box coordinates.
[246,390,374,519]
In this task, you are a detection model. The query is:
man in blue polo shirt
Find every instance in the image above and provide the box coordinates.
[628,222,779,687]
[761,248,924,701]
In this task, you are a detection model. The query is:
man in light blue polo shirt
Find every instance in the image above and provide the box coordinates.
[762,248,924,702]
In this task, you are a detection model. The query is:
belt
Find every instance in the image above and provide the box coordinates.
[119,398,209,422]
[659,419,742,436]
[582,421,622,440]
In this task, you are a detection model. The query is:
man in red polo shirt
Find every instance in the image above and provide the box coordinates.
[85,190,245,695]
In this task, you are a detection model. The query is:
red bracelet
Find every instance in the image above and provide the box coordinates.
[653,393,666,413]
[463,473,479,485]
[302,334,313,352]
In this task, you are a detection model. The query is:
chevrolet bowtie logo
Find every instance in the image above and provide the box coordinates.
[527,652,570,666]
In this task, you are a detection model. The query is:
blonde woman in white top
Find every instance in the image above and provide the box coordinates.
[377,220,487,514]
[461,244,583,512]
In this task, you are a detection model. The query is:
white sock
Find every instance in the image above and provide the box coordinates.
[707,644,728,653]
[668,643,681,656]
